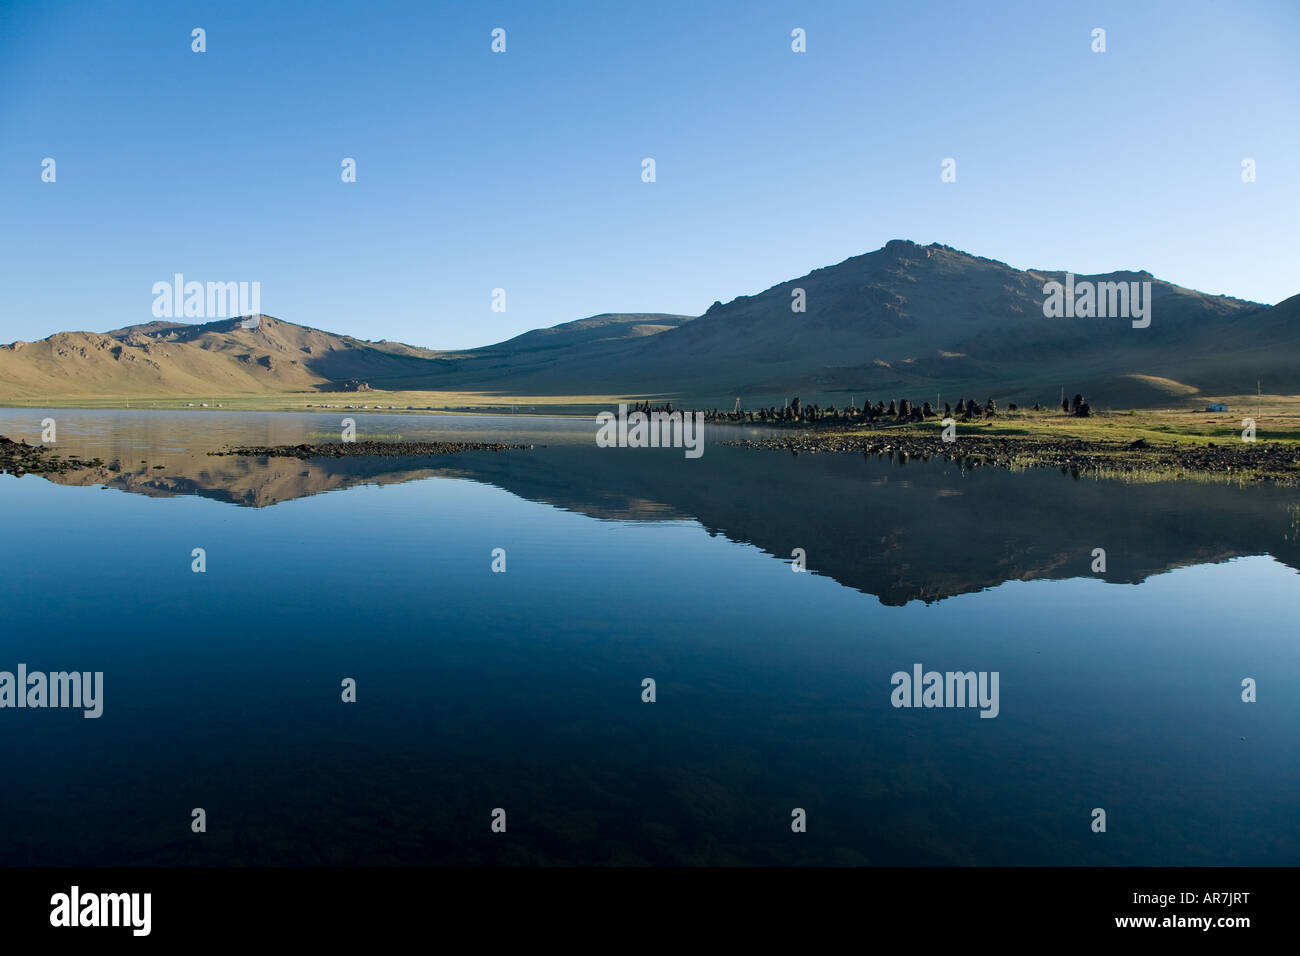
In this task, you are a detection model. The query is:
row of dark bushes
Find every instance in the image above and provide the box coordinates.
[627,392,1093,425]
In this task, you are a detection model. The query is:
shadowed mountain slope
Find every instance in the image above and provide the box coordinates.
[419,240,1276,407]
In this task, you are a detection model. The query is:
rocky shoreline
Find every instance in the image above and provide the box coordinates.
[0,436,105,475]
[211,440,535,459]
[723,432,1300,484]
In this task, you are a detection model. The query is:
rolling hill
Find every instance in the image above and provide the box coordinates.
[0,312,692,401]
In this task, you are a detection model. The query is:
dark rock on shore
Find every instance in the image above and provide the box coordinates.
[723,433,1300,484]
[211,440,534,459]
[0,435,105,476]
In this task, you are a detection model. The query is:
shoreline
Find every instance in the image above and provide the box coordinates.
[6,401,1300,484]
[210,440,536,459]
[0,436,104,475]
[724,431,1300,485]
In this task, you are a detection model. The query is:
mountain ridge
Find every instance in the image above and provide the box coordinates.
[1,241,1293,408]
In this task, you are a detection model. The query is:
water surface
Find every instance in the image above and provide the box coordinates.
[1,409,1296,865]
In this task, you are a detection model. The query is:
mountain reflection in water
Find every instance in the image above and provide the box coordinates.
[12,408,1298,607]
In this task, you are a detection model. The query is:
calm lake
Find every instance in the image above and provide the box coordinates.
[1,408,1297,865]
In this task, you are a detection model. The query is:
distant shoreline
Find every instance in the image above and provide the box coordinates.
[5,400,1300,486]
[210,440,535,459]
[0,400,588,418]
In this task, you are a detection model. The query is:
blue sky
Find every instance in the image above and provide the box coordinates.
[1,0,1296,348]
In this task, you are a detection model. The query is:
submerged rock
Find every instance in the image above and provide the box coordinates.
[0,435,104,475]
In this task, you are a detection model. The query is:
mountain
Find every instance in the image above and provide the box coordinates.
[0,312,690,400]
[406,313,696,394]
[418,240,1281,407]
[0,315,437,398]
[464,312,693,356]
[1,242,1293,407]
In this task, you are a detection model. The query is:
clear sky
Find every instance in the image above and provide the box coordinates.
[1,0,1296,349]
